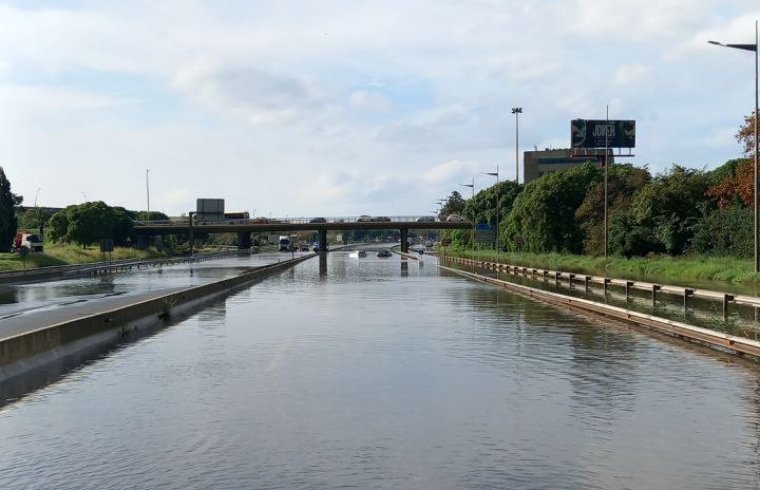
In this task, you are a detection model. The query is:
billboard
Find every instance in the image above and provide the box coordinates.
[571,119,635,149]
[196,198,225,223]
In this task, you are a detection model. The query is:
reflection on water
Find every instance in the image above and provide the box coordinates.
[1,252,760,489]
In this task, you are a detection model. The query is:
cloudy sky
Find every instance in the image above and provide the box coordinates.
[1,1,759,217]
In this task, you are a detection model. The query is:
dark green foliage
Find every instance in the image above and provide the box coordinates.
[45,201,136,247]
[629,165,711,255]
[505,163,601,253]
[608,210,664,258]
[135,211,170,221]
[575,164,651,256]
[18,207,53,232]
[438,191,466,220]
[463,180,522,227]
[690,204,752,257]
[0,167,22,252]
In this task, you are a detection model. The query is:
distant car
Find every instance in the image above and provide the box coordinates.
[310,217,327,223]
[446,214,464,222]
[371,216,391,222]
[425,240,434,248]
[415,216,436,222]
[299,243,310,251]
[357,215,372,222]
[377,249,392,258]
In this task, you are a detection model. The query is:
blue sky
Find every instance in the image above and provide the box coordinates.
[1,0,759,217]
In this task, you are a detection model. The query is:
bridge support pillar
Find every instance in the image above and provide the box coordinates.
[400,228,409,253]
[318,229,328,252]
[237,232,252,249]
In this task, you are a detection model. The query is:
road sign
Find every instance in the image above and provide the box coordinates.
[476,224,495,244]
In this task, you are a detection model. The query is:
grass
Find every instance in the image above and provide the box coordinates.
[447,247,760,289]
[0,243,168,271]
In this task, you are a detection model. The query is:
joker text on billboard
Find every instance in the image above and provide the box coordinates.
[571,119,636,149]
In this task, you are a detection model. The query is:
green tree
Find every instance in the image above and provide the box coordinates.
[629,165,712,255]
[438,191,466,220]
[691,204,752,257]
[18,207,53,232]
[575,164,650,255]
[505,163,601,253]
[0,167,22,252]
[47,202,135,247]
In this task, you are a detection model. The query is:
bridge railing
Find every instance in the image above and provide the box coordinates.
[135,216,446,226]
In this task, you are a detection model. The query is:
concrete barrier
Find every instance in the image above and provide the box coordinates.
[0,255,313,381]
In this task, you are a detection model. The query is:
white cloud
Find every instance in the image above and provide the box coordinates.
[1,1,759,216]
[613,64,650,85]
[349,90,392,111]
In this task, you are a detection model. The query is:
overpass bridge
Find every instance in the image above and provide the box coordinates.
[133,217,472,253]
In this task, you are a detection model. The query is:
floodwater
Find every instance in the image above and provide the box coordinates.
[1,250,760,489]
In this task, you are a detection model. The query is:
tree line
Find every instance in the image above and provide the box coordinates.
[442,112,758,258]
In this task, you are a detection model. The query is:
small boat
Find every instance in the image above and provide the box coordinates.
[377,250,392,258]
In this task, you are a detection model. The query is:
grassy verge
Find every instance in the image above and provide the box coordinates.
[447,247,760,288]
[0,244,168,271]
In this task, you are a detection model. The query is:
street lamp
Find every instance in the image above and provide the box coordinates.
[709,20,759,273]
[511,107,523,183]
[483,166,499,275]
[460,178,476,269]
[146,169,151,214]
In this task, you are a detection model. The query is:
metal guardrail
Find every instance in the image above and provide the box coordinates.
[442,264,760,359]
[0,251,248,285]
[443,255,760,320]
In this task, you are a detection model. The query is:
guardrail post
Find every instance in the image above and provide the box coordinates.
[652,284,661,308]
[554,271,560,287]
[683,288,694,312]
[585,276,591,292]
[568,273,575,289]
[723,294,734,321]
[625,281,634,300]
[532,269,537,279]
[604,278,610,295]
[543,270,548,282]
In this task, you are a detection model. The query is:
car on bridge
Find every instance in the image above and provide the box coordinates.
[446,214,465,222]
[416,216,436,222]
[310,217,327,223]
[371,216,391,222]
[357,215,372,222]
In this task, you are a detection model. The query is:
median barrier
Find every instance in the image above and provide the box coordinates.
[0,255,312,382]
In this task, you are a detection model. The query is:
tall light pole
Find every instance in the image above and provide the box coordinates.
[146,169,151,214]
[484,166,499,274]
[511,107,523,183]
[709,20,759,273]
[460,178,475,267]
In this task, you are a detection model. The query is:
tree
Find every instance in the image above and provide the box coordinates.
[0,167,22,252]
[438,191,466,220]
[46,201,135,247]
[629,165,711,255]
[463,180,522,227]
[736,109,758,157]
[505,163,601,253]
[575,164,650,255]
[706,158,752,209]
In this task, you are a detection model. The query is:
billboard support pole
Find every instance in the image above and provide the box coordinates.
[604,105,609,260]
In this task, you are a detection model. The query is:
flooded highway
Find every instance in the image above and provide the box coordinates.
[1,250,760,489]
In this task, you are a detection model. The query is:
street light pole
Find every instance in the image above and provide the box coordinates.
[709,20,760,273]
[484,166,499,276]
[512,107,523,183]
[460,178,475,269]
[146,169,151,214]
